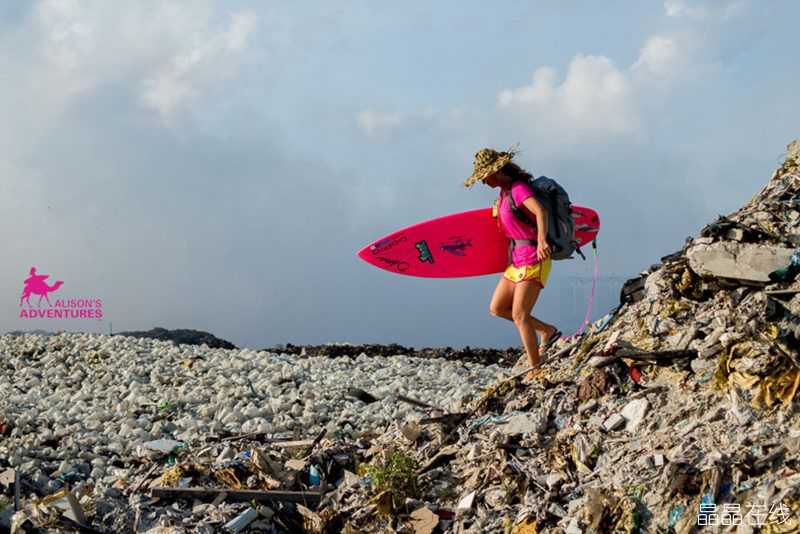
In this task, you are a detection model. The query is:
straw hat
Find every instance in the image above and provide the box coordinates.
[463,148,517,187]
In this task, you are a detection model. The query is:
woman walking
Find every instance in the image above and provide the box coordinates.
[464,148,561,377]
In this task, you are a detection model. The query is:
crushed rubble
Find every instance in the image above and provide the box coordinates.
[0,334,502,532]
[2,139,800,532]
[262,343,522,367]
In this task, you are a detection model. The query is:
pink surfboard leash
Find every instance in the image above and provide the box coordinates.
[562,239,599,340]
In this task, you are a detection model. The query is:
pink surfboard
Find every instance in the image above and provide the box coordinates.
[357,206,600,278]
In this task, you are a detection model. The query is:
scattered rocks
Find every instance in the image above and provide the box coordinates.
[0,331,504,532]
[263,343,521,366]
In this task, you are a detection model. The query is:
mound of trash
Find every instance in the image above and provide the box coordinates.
[305,140,798,533]
[2,140,799,533]
[116,327,236,350]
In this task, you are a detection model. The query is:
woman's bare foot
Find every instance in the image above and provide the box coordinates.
[541,325,559,344]
[525,368,543,380]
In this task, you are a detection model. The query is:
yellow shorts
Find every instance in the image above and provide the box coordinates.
[503,259,552,286]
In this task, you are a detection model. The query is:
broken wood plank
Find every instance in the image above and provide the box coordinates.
[211,491,229,507]
[346,387,378,404]
[271,440,315,449]
[301,428,328,459]
[219,438,315,448]
[587,348,698,368]
[220,433,309,443]
[151,487,323,505]
[615,348,697,361]
[544,338,582,363]
[764,289,800,296]
[13,469,20,511]
[394,394,444,412]
[130,463,159,494]
[419,413,467,425]
[221,432,270,442]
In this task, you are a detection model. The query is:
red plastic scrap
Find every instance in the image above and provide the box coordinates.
[435,509,455,520]
[629,367,643,383]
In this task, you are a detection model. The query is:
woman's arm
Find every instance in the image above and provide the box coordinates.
[521,196,551,261]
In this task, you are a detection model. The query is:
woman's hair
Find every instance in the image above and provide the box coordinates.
[501,161,533,182]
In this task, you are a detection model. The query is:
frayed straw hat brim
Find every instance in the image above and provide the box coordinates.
[463,149,515,187]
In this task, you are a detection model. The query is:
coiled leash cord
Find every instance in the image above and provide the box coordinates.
[562,238,599,340]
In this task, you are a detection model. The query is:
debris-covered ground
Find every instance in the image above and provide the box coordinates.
[2,140,800,533]
[261,344,522,367]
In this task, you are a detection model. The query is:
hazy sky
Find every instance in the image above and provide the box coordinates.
[2,0,799,349]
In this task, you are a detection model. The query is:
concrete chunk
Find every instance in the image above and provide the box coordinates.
[603,413,625,432]
[621,398,650,433]
[500,412,546,436]
[687,242,795,283]
[725,228,745,241]
[578,399,598,414]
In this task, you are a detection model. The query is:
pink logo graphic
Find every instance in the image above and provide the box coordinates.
[18,266,103,320]
[20,267,63,307]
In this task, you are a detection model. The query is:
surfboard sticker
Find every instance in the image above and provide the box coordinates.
[440,237,473,257]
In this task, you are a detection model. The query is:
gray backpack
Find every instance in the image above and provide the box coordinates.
[506,176,583,260]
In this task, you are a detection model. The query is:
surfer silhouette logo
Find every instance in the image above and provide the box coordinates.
[20,267,64,307]
[440,237,473,257]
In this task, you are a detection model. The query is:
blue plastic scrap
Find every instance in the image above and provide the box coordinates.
[309,465,321,486]
[668,505,686,527]
[769,248,800,282]
[721,482,733,495]
[555,415,571,429]
[595,304,623,334]
[467,411,525,431]
[691,372,714,384]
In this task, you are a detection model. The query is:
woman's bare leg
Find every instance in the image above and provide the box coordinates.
[489,276,515,319]
[512,281,545,374]
[491,278,557,344]
[531,316,559,344]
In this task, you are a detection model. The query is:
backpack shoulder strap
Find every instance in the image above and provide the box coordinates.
[506,182,535,227]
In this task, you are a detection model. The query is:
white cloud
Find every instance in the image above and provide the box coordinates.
[140,11,257,122]
[356,109,408,138]
[356,108,435,139]
[664,0,746,20]
[4,1,257,125]
[497,67,557,107]
[633,36,682,77]
[356,0,753,147]
[497,54,637,136]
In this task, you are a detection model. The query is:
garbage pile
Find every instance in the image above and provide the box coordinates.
[2,430,360,533]
[2,140,799,533]
[302,139,799,533]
